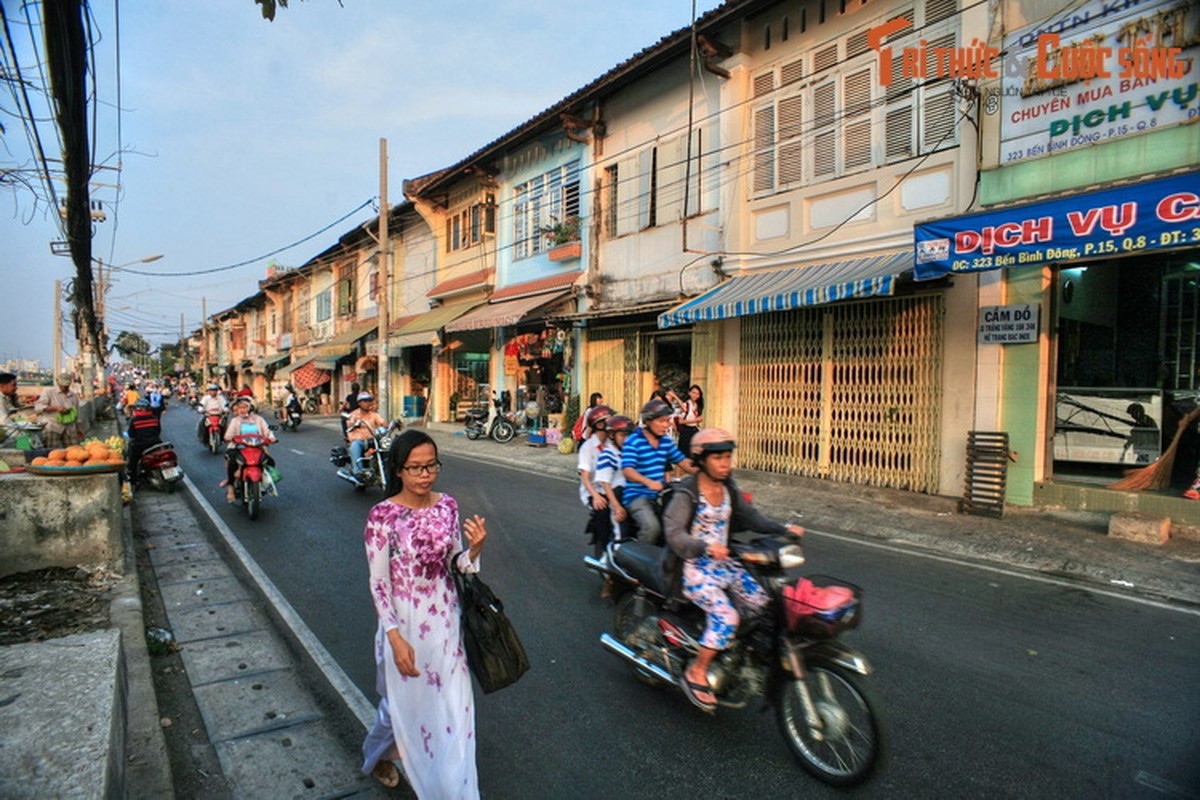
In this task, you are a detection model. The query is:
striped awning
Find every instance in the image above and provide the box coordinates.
[445,291,571,332]
[657,250,912,329]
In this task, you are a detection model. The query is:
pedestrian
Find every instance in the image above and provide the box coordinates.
[0,372,20,425]
[361,429,488,797]
[573,391,604,443]
[676,384,705,454]
[35,372,83,448]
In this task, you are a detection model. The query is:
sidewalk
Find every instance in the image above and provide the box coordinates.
[424,422,1200,608]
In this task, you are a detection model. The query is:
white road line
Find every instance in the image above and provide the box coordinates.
[289,448,305,455]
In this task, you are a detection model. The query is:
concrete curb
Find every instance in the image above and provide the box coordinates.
[178,474,377,732]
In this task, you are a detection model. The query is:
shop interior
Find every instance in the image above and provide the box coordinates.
[1051,251,1200,489]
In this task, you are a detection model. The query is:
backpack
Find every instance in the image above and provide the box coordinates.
[571,413,587,443]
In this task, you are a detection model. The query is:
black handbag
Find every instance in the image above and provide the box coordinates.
[452,562,530,694]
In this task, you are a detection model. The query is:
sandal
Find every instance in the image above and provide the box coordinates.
[681,677,717,713]
[372,759,400,789]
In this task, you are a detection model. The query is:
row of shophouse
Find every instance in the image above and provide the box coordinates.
[195,0,1200,518]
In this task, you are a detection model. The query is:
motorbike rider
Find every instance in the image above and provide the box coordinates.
[223,394,275,502]
[347,391,388,479]
[196,383,228,442]
[620,398,697,546]
[595,415,637,543]
[578,404,615,545]
[663,428,805,712]
[126,398,163,484]
[281,383,302,424]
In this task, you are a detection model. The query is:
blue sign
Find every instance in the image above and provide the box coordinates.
[914,171,1200,280]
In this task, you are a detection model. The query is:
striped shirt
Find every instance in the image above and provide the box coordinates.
[621,427,686,502]
[594,442,625,490]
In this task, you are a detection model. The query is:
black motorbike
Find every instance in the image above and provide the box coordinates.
[330,419,404,491]
[464,394,516,443]
[585,535,882,787]
[281,397,303,432]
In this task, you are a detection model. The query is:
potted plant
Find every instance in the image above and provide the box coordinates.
[541,216,581,261]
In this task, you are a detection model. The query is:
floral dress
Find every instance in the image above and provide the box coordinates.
[680,488,769,650]
[361,495,480,799]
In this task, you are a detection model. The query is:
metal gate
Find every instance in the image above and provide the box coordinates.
[584,325,650,415]
[738,295,943,492]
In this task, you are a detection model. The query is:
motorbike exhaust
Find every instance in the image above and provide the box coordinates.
[599,633,674,684]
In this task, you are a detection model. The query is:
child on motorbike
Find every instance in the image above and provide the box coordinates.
[663,428,805,712]
[223,394,275,502]
[347,391,388,479]
[577,404,614,547]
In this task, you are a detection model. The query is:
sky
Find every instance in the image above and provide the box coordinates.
[1,0,726,367]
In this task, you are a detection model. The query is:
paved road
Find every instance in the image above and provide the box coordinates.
[163,410,1200,799]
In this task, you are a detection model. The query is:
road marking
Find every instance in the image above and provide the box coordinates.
[289,448,305,455]
[1133,770,1196,798]
[808,527,1200,618]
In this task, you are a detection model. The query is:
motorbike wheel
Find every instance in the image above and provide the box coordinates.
[245,481,261,521]
[776,661,883,787]
[613,593,669,688]
[465,425,482,440]
[491,420,516,444]
[208,431,220,455]
[303,397,318,414]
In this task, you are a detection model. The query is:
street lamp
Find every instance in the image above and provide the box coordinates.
[93,253,164,368]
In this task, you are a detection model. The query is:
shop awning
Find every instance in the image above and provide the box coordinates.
[276,358,310,378]
[390,300,482,348]
[291,360,331,391]
[445,291,571,332]
[323,321,379,348]
[914,170,1200,280]
[657,251,911,329]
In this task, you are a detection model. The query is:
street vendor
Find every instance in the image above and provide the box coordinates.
[35,372,83,448]
[0,372,21,425]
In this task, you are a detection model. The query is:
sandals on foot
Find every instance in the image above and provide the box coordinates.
[681,677,717,712]
[372,759,400,788]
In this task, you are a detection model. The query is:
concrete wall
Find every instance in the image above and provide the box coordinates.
[0,398,124,577]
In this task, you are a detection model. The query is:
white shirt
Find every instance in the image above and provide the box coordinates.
[577,434,602,506]
[199,394,227,415]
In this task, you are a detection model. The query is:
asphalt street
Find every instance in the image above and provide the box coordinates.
[162,409,1200,799]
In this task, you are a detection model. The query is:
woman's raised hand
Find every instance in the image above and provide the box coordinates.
[464,515,488,561]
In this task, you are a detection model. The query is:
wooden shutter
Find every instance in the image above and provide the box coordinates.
[753,106,777,193]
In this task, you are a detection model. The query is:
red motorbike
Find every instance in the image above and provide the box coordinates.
[228,433,278,520]
[135,442,183,493]
[203,412,226,454]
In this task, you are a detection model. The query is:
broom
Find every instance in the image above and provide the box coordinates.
[1107,406,1200,491]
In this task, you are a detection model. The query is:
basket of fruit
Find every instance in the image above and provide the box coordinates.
[27,437,126,475]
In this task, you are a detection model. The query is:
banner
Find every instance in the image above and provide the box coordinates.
[914,170,1200,280]
[998,0,1200,165]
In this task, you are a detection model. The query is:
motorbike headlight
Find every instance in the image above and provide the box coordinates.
[779,544,806,569]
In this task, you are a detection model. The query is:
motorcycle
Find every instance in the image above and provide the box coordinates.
[228,432,278,520]
[280,398,303,432]
[464,394,516,443]
[585,535,882,787]
[135,441,184,493]
[198,408,226,454]
[330,419,404,491]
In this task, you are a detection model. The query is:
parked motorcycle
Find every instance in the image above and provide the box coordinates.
[330,419,404,491]
[228,432,278,520]
[464,394,516,443]
[585,535,882,787]
[134,441,184,493]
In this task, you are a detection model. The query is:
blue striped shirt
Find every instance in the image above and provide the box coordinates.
[621,428,686,501]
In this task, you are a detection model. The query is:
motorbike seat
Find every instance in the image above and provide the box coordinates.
[612,541,670,596]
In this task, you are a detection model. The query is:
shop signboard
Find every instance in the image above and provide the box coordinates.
[914,170,1200,279]
[998,0,1199,165]
[978,304,1039,343]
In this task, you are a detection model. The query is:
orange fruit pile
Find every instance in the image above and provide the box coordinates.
[32,443,125,468]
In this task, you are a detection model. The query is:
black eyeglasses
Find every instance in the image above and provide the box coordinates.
[400,461,442,476]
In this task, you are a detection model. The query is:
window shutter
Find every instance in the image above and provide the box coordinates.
[846,29,870,58]
[753,71,776,98]
[924,0,956,25]
[781,59,805,86]
[638,147,656,229]
[813,81,836,128]
[615,156,638,237]
[753,106,776,193]
[779,140,804,186]
[813,130,836,177]
[844,68,872,116]
[844,118,872,169]
[814,43,838,72]
[924,33,956,77]
[922,87,957,150]
[657,135,685,223]
[886,104,914,160]
[778,94,804,140]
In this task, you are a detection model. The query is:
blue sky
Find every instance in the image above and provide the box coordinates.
[1,0,725,366]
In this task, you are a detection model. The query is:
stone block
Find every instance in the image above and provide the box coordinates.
[1108,511,1170,545]
[0,472,122,577]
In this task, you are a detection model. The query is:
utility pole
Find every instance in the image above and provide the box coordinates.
[53,280,62,377]
[377,137,391,420]
[180,313,186,377]
[201,297,208,384]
